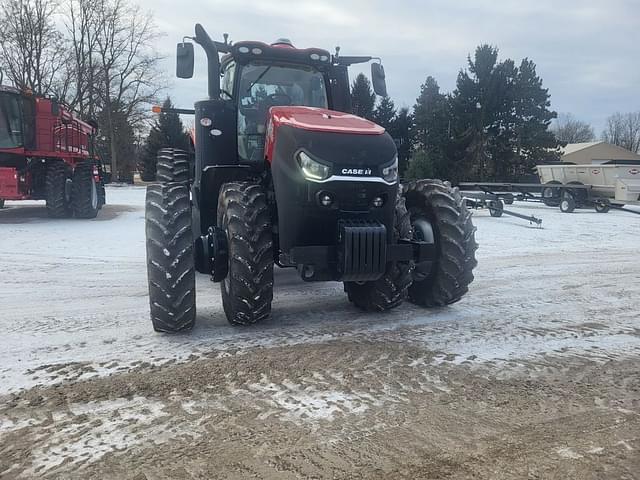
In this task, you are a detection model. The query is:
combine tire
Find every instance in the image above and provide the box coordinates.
[145,183,196,332]
[541,181,562,207]
[156,148,191,183]
[344,195,413,311]
[403,180,478,307]
[45,161,72,218]
[71,162,100,218]
[218,182,274,325]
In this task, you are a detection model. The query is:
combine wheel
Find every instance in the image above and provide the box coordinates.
[145,183,196,332]
[156,148,191,183]
[344,195,413,311]
[45,161,72,218]
[71,162,100,218]
[559,192,576,213]
[541,181,562,207]
[403,180,478,307]
[488,199,504,217]
[217,182,274,325]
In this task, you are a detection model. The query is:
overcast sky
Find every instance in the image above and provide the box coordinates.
[145,0,639,134]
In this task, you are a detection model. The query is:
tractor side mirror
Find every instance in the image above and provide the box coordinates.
[176,42,194,79]
[371,63,387,97]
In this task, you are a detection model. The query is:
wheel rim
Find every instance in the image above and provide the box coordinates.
[411,217,435,282]
[561,200,569,211]
[91,179,98,210]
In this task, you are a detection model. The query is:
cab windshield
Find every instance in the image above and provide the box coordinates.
[236,62,328,162]
[0,92,23,149]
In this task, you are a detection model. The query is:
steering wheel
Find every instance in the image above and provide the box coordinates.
[267,93,292,105]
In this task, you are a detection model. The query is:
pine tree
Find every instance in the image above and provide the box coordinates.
[350,73,376,121]
[140,97,190,181]
[373,96,396,130]
[389,107,413,176]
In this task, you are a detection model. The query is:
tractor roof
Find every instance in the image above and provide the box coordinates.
[222,41,332,69]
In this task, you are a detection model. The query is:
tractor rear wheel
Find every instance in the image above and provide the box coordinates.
[145,183,196,332]
[156,148,191,183]
[45,161,72,218]
[218,182,274,326]
[344,195,413,311]
[71,162,100,218]
[403,180,478,307]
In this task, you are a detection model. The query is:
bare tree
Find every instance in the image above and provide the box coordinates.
[552,113,595,144]
[0,0,68,95]
[92,0,164,179]
[602,112,640,153]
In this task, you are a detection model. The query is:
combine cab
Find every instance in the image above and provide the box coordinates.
[145,25,478,331]
[0,86,105,217]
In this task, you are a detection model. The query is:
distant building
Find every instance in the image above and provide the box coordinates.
[561,142,640,165]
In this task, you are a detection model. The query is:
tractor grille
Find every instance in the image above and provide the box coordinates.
[338,220,387,282]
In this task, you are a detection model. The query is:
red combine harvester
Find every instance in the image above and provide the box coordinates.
[0,85,105,217]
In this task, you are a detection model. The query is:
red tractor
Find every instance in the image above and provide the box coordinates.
[145,25,477,331]
[0,86,105,217]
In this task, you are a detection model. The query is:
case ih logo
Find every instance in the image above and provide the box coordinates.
[341,168,373,176]
[591,169,600,175]
[629,168,639,175]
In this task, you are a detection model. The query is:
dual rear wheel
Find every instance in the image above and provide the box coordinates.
[45,161,102,219]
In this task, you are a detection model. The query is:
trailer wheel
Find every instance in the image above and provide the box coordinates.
[45,161,72,218]
[488,199,504,217]
[566,181,587,207]
[560,192,576,213]
[156,148,191,183]
[218,182,273,326]
[145,183,196,332]
[503,194,514,205]
[541,181,562,207]
[71,163,100,218]
[403,180,478,307]
[344,195,413,311]
[595,202,610,213]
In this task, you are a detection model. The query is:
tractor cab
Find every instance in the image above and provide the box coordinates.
[0,88,24,150]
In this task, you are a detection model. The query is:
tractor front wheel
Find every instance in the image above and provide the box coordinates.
[145,183,196,332]
[218,182,274,326]
[403,180,478,307]
[344,195,413,311]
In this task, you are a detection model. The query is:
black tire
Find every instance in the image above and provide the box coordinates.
[488,199,504,217]
[156,148,191,183]
[0,199,5,209]
[145,183,196,332]
[566,181,587,207]
[403,180,478,307]
[503,194,514,205]
[541,181,562,207]
[218,182,274,326]
[595,202,610,213]
[45,161,72,218]
[559,192,576,213]
[71,163,100,218]
[344,195,413,311]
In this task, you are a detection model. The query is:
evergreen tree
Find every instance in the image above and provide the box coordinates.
[389,107,413,176]
[411,76,452,180]
[96,101,136,183]
[141,97,190,181]
[350,73,376,120]
[373,96,396,130]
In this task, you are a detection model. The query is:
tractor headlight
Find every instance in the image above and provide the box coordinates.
[297,151,330,181]
[381,155,398,183]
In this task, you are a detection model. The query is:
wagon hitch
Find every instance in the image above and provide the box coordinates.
[194,226,229,281]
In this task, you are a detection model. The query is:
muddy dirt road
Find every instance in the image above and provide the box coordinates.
[1,187,639,479]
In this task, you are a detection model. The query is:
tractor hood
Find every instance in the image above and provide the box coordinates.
[265,106,395,167]
[268,106,385,135]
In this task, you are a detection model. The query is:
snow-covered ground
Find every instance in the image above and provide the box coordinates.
[1,186,639,479]
[0,186,638,393]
